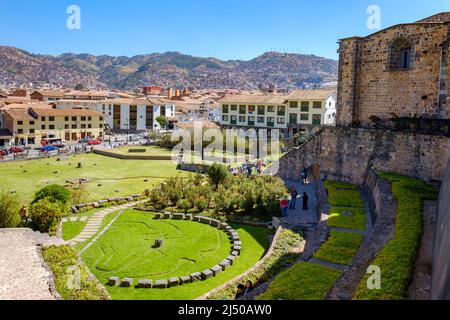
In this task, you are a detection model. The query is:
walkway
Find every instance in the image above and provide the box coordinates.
[283,179,319,227]
[67,201,144,246]
[0,229,56,300]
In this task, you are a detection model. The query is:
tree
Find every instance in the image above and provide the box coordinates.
[207,163,229,189]
[156,116,168,130]
[33,184,71,206]
[70,185,88,206]
[0,191,20,228]
[30,198,65,233]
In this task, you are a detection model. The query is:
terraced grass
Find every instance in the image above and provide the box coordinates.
[257,262,342,300]
[313,231,364,265]
[0,153,188,203]
[81,210,269,300]
[354,173,438,300]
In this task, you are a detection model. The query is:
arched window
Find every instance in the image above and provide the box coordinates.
[389,38,414,70]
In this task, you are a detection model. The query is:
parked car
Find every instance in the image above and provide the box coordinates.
[9,146,24,153]
[79,138,92,144]
[0,150,7,156]
[87,140,101,145]
[40,145,58,152]
[0,146,8,154]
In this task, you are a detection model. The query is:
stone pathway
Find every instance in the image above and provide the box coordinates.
[67,201,144,246]
[309,258,347,271]
[283,180,319,227]
[0,229,57,300]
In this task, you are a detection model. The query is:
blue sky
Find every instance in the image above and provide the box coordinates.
[0,0,449,61]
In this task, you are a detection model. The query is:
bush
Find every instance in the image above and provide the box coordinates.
[30,198,65,233]
[177,199,192,214]
[0,191,21,228]
[207,163,229,188]
[194,197,208,212]
[33,184,71,205]
[70,185,88,206]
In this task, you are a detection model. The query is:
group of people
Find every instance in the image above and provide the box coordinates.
[229,159,266,176]
[279,188,309,217]
[235,280,253,299]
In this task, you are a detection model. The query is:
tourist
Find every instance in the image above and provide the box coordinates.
[244,280,254,294]
[302,192,309,210]
[302,168,308,184]
[280,197,289,217]
[235,284,246,299]
[289,187,299,210]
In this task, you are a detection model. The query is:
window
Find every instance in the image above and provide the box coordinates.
[230,105,237,111]
[17,129,23,134]
[49,116,55,122]
[239,105,246,115]
[41,125,46,130]
[65,116,69,121]
[88,117,92,121]
[257,117,265,123]
[65,125,69,129]
[289,114,297,124]
[222,115,229,122]
[300,114,309,121]
[267,117,275,126]
[17,121,23,125]
[99,117,103,121]
[267,106,275,113]
[30,121,35,125]
[390,38,413,70]
[301,102,310,112]
[41,116,45,121]
[81,124,86,129]
[313,102,322,109]
[277,117,285,124]
[72,117,77,121]
[248,116,255,124]
[81,117,86,121]
[277,106,286,116]
[72,124,77,129]
[49,125,55,130]
[313,114,321,125]
[258,106,265,115]
[290,101,298,108]
[222,105,229,113]
[29,129,35,134]
[248,105,256,113]
[239,116,246,122]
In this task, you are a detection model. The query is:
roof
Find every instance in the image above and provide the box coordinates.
[286,89,336,101]
[30,108,102,117]
[0,103,54,110]
[107,97,174,105]
[3,109,35,121]
[219,94,287,105]
[174,120,219,130]
[63,91,109,98]
[31,90,65,97]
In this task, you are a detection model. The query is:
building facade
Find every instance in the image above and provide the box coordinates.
[219,89,336,136]
[337,12,450,127]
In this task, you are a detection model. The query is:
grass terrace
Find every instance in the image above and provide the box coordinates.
[353,173,438,300]
[313,231,364,265]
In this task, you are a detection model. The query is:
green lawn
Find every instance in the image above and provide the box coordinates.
[327,207,367,231]
[0,153,188,204]
[107,146,174,156]
[257,262,342,300]
[324,181,364,208]
[314,231,364,265]
[354,173,438,300]
[81,210,269,300]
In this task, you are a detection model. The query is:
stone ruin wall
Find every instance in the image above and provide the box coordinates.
[277,127,450,185]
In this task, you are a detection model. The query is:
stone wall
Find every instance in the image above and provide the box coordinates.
[430,155,450,300]
[337,20,450,126]
[277,127,450,185]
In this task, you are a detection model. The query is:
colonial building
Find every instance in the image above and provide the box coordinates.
[1,107,104,146]
[219,89,336,137]
[337,12,450,126]
[30,90,108,102]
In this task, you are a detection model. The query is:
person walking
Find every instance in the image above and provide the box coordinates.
[302,192,309,210]
[280,197,289,217]
[302,168,308,184]
[289,187,299,209]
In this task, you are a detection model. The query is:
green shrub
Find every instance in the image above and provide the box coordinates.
[314,231,364,265]
[353,173,438,300]
[177,199,192,214]
[208,163,229,188]
[194,197,208,212]
[30,198,65,233]
[0,191,21,228]
[33,184,71,205]
[42,245,110,300]
[69,185,88,206]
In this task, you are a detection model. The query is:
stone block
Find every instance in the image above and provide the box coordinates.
[125,196,133,201]
[136,279,152,288]
[210,219,220,227]
[193,216,201,222]
[219,259,230,270]
[219,222,229,230]
[210,265,222,276]
[119,278,133,287]
[231,233,240,241]
[231,250,240,257]
[98,200,108,205]
[153,279,168,289]
[180,276,191,285]
[172,213,185,220]
[184,214,194,220]
[233,241,242,247]
[190,272,202,282]
[199,217,212,225]
[70,206,79,214]
[154,213,162,219]
[226,255,236,265]
[233,246,242,255]
[163,212,171,219]
[107,277,120,286]
[92,202,100,208]
[201,269,214,280]
[168,277,180,287]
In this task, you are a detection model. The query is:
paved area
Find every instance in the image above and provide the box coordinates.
[0,229,56,300]
[67,201,144,246]
[283,180,319,227]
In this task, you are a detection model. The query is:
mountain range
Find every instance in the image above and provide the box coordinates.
[0,46,338,91]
